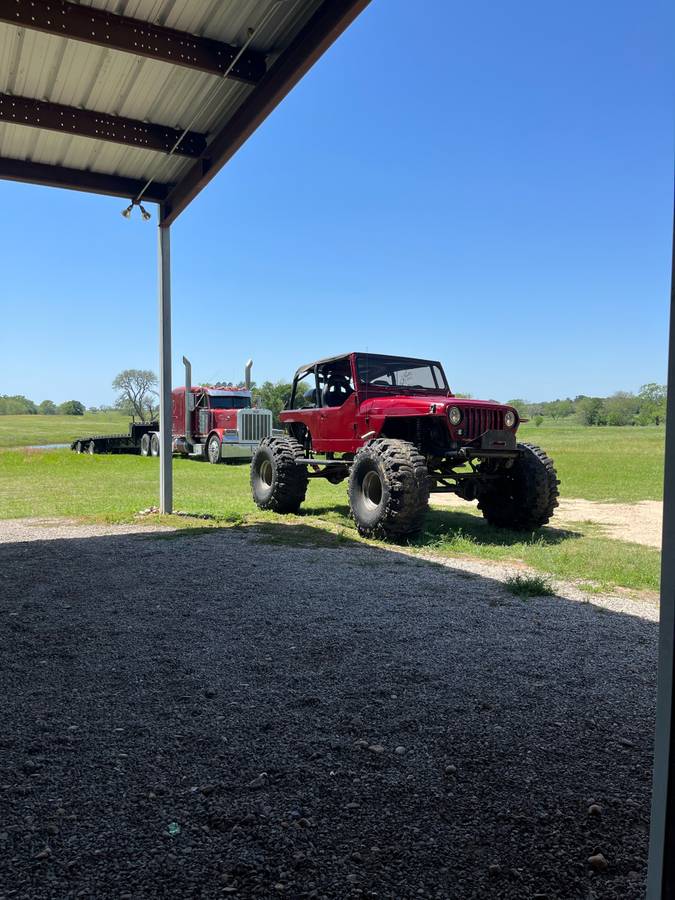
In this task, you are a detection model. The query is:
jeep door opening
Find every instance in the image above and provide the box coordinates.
[250,352,559,539]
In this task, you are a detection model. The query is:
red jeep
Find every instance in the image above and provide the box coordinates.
[251,352,558,538]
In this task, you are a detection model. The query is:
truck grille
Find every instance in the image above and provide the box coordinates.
[238,409,273,442]
[463,407,504,440]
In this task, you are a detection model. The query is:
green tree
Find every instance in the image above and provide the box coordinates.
[112,369,158,422]
[577,396,604,426]
[252,380,293,426]
[602,392,639,426]
[637,383,667,425]
[59,400,85,416]
[0,394,37,415]
[38,400,57,415]
[548,398,574,419]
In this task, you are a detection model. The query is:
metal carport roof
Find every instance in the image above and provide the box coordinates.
[0,0,369,223]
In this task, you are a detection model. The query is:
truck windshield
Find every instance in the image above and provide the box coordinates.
[208,396,251,409]
[355,355,448,392]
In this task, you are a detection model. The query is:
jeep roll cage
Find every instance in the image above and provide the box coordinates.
[288,352,452,409]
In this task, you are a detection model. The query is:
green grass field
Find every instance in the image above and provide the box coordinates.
[0,440,662,594]
[0,412,131,448]
[517,419,665,501]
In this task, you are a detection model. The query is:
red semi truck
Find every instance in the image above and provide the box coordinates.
[72,357,273,462]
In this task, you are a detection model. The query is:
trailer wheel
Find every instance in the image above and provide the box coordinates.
[348,439,429,539]
[207,434,221,465]
[150,434,160,457]
[251,437,307,513]
[140,433,151,457]
[87,441,96,455]
[74,441,83,454]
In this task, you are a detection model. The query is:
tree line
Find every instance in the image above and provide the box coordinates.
[505,383,667,427]
[2,376,667,428]
[0,396,86,416]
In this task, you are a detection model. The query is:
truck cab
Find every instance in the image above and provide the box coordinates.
[171,385,272,462]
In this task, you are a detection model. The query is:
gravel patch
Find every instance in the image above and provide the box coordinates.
[0,518,657,898]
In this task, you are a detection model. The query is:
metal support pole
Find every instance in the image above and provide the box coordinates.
[647,201,675,899]
[158,221,172,514]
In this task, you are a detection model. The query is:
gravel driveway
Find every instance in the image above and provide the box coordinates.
[0,519,658,899]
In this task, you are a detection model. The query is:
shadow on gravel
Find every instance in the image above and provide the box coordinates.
[0,521,655,899]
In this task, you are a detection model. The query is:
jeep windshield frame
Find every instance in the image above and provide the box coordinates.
[354,354,450,395]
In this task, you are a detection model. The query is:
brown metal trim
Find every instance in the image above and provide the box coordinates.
[0,93,206,157]
[0,156,171,203]
[161,0,372,225]
[0,0,266,84]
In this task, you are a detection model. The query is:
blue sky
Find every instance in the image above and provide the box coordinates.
[1,0,673,407]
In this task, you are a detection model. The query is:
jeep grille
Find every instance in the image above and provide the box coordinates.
[463,407,505,440]
[238,409,273,442]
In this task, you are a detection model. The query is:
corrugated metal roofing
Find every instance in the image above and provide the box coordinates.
[0,0,329,203]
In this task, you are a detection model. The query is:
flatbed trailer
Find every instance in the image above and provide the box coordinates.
[71,421,158,455]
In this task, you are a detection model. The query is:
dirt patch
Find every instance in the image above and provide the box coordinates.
[430,494,663,548]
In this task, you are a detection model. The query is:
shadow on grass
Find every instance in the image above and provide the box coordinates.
[414,508,582,550]
[294,499,582,550]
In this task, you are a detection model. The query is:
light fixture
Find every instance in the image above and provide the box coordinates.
[448,405,462,426]
[121,201,152,221]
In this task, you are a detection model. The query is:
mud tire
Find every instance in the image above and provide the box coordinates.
[348,438,429,539]
[477,442,559,530]
[250,437,308,514]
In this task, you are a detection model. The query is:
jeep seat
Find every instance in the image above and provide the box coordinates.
[322,375,354,408]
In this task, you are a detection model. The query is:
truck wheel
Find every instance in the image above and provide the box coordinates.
[150,434,160,457]
[251,437,308,513]
[87,441,96,455]
[207,434,221,465]
[74,441,82,454]
[140,433,151,457]
[348,438,429,539]
[477,442,559,530]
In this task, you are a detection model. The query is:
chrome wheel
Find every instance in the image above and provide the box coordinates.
[207,436,221,464]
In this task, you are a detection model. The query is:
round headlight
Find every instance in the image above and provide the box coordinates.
[504,410,516,428]
[448,406,462,426]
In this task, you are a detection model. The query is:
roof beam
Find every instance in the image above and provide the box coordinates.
[161,0,372,225]
[0,93,206,157]
[0,0,267,84]
[0,156,171,203]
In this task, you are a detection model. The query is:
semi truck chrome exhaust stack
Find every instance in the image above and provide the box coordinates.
[245,359,253,390]
[182,356,193,448]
